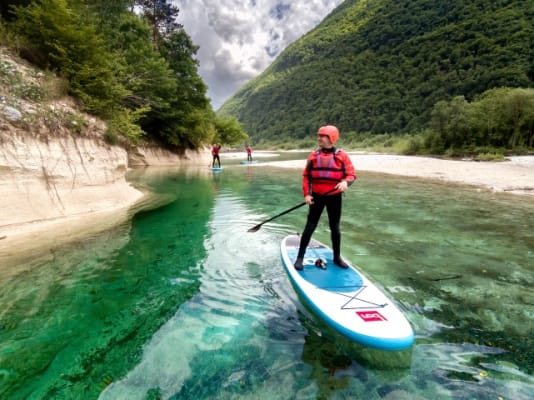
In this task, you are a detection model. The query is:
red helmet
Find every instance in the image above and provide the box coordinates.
[317,125,339,144]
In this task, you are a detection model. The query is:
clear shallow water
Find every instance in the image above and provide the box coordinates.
[1,162,533,399]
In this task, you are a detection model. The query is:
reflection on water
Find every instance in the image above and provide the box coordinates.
[1,164,533,399]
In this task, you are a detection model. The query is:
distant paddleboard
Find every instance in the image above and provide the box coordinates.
[211,166,223,171]
[281,234,414,350]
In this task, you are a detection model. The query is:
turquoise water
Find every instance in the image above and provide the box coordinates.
[1,161,533,399]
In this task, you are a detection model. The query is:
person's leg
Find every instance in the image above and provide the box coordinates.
[294,196,325,269]
[216,155,221,167]
[212,156,215,167]
[326,194,348,268]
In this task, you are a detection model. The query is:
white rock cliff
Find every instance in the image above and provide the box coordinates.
[0,47,210,267]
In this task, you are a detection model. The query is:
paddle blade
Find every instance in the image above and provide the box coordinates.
[247,224,262,233]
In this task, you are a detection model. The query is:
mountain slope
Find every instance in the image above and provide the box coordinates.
[218,0,534,143]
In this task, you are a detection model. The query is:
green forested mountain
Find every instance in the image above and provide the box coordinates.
[219,0,534,145]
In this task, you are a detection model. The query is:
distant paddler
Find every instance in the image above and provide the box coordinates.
[211,143,222,168]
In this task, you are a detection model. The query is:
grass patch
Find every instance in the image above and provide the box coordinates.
[474,152,505,161]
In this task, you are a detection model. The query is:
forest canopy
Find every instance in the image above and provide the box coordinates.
[0,0,247,149]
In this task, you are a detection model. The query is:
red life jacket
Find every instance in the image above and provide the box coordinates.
[211,145,220,156]
[302,148,356,196]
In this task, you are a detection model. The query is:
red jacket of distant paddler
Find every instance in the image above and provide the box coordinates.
[211,144,221,156]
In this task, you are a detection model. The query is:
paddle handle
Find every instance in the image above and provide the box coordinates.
[252,202,306,229]
[248,187,340,232]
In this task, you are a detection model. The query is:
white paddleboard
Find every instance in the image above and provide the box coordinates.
[281,234,414,350]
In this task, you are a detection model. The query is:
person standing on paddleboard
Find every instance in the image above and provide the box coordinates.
[211,143,222,168]
[246,145,253,162]
[294,125,356,271]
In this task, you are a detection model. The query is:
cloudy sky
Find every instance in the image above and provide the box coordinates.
[173,0,344,109]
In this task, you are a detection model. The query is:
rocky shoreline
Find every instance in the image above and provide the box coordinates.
[0,131,210,267]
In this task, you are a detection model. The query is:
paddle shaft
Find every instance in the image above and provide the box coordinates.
[248,187,339,232]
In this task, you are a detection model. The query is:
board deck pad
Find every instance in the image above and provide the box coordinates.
[285,238,363,292]
[281,234,414,350]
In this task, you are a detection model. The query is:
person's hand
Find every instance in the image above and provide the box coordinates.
[336,180,348,192]
[304,194,314,205]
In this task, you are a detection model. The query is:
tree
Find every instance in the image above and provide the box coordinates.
[503,88,534,147]
[0,0,31,21]
[161,30,208,110]
[12,0,128,116]
[429,87,534,151]
[134,0,180,47]
[214,116,248,145]
[109,14,177,111]
[139,29,214,148]
[430,96,471,149]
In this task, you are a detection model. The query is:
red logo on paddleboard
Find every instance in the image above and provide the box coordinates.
[356,311,388,322]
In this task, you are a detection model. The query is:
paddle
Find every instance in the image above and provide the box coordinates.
[247,187,339,232]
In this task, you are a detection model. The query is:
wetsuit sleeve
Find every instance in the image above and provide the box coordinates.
[341,151,356,186]
[302,155,313,196]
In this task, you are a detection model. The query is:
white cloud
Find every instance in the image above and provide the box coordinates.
[173,0,343,109]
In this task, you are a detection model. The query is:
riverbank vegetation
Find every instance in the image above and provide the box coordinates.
[0,0,247,149]
[267,87,534,160]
